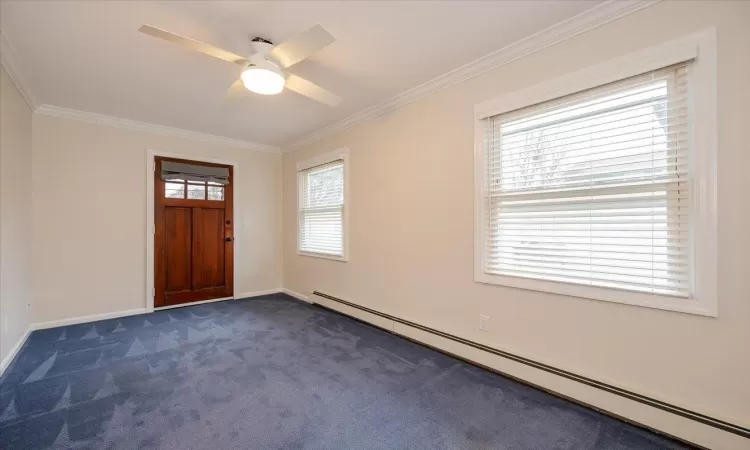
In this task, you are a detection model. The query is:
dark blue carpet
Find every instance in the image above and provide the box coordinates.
[0,294,689,449]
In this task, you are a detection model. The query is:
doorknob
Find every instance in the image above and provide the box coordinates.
[225,237,233,242]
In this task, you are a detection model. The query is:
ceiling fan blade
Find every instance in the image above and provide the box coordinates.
[225,79,249,102]
[268,24,335,69]
[139,25,248,66]
[285,74,342,107]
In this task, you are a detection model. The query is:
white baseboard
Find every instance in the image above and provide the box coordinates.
[282,288,311,303]
[0,327,33,376]
[32,308,148,331]
[234,288,283,299]
[309,293,748,450]
[32,290,286,330]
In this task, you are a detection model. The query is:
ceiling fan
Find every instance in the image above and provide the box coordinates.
[138,24,342,106]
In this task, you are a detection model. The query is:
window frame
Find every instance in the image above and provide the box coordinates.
[296,148,350,262]
[473,30,717,317]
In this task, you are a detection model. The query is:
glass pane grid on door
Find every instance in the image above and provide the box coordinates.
[164,180,224,202]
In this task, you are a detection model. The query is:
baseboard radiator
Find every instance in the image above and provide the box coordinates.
[309,290,749,446]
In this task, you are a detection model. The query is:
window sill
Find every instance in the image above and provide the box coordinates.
[475,271,716,317]
[298,251,348,262]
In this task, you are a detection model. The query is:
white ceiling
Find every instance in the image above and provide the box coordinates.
[1,0,603,148]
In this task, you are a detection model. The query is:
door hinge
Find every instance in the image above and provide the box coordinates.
[153,161,156,172]
[152,224,155,234]
[152,287,155,297]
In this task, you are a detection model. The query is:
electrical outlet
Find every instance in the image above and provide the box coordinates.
[479,314,490,332]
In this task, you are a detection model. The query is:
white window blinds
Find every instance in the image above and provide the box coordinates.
[298,160,345,257]
[482,63,692,297]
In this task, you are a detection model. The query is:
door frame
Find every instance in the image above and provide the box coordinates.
[145,149,239,312]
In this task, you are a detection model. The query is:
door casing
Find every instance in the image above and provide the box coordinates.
[145,150,239,312]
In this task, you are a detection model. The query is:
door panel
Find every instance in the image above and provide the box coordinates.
[192,208,225,290]
[154,157,233,308]
[165,207,192,292]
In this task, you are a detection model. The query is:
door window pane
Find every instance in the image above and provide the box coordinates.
[165,182,185,198]
[187,184,206,200]
[207,186,224,201]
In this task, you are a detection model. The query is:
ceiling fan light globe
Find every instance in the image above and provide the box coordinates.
[241,65,285,95]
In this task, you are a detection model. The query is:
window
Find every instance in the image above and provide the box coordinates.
[474,31,717,316]
[297,149,348,260]
[163,180,224,201]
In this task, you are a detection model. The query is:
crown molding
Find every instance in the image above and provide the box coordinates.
[35,105,281,154]
[0,31,37,110]
[283,0,661,152]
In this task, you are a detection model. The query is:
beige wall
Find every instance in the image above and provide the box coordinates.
[0,66,33,366]
[283,0,750,433]
[32,114,283,323]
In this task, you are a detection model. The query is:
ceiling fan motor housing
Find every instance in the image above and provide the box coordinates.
[250,37,274,56]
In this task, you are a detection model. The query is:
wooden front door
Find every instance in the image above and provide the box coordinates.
[154,157,233,308]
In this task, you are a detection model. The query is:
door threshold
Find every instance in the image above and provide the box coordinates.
[155,296,234,311]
